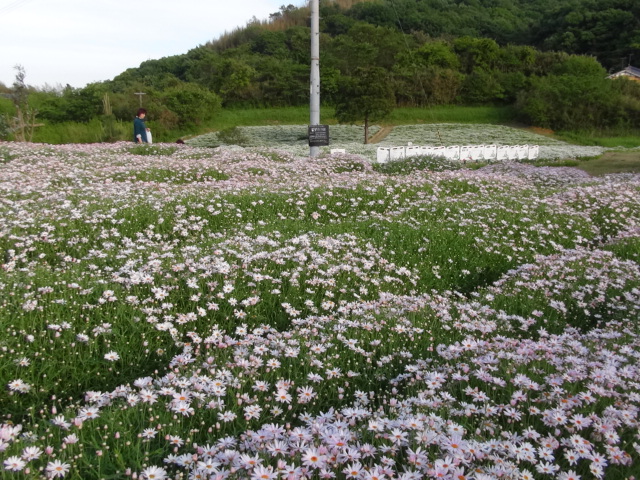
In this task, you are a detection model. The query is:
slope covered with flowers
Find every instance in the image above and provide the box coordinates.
[0,141,639,480]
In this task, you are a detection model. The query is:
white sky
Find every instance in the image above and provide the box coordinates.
[0,0,300,89]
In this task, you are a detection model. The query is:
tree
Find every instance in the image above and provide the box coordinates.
[161,82,221,127]
[516,57,622,131]
[414,41,460,70]
[6,65,38,142]
[217,59,259,107]
[454,36,500,74]
[334,67,395,143]
[460,68,505,104]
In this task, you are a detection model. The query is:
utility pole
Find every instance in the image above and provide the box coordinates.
[309,0,320,157]
[134,92,146,107]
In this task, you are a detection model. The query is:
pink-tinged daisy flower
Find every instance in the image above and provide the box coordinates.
[3,455,25,471]
[141,465,168,480]
[167,435,184,447]
[302,448,326,469]
[7,379,31,393]
[251,465,278,480]
[141,428,157,439]
[76,406,100,421]
[239,453,263,469]
[275,389,292,404]
[362,466,386,480]
[196,458,221,473]
[557,471,581,480]
[46,460,71,478]
[21,446,43,461]
[343,461,363,478]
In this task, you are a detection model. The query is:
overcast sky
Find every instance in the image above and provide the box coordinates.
[0,0,299,89]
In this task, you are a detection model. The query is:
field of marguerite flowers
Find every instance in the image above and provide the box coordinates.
[186,124,607,161]
[1,124,640,480]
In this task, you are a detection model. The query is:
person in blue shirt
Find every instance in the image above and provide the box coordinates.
[133,108,149,143]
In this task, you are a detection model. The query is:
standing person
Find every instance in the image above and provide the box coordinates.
[133,108,149,143]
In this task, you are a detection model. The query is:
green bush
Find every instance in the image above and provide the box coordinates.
[516,66,623,131]
[217,126,250,146]
[161,82,221,127]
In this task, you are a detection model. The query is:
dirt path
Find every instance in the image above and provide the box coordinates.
[367,126,394,144]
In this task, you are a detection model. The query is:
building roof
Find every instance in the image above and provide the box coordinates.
[608,65,640,79]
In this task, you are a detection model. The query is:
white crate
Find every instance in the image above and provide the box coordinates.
[431,146,446,157]
[469,144,484,161]
[517,144,529,160]
[444,145,460,161]
[405,146,420,158]
[389,146,406,161]
[497,145,509,161]
[376,147,390,163]
[483,144,497,161]
[419,146,436,157]
[460,145,472,162]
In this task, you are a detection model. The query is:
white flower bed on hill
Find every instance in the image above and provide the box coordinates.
[188,124,608,161]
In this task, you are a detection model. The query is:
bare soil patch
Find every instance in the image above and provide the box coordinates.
[368,126,394,144]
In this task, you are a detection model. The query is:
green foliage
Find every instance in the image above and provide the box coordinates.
[515,62,624,131]
[6,65,38,142]
[603,237,640,262]
[454,36,501,74]
[216,126,251,146]
[251,30,289,58]
[372,155,465,174]
[32,117,130,144]
[111,166,231,183]
[0,146,14,163]
[6,0,640,141]
[217,58,259,107]
[551,54,608,77]
[386,105,518,124]
[0,114,9,140]
[334,66,395,143]
[460,68,506,104]
[127,145,179,156]
[161,82,221,127]
[532,0,640,70]
[28,83,106,126]
[414,41,460,70]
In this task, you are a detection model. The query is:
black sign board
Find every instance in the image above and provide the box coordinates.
[308,125,329,147]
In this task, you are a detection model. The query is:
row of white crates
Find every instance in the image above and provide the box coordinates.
[376,144,539,163]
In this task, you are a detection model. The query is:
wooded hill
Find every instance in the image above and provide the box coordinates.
[2,0,640,140]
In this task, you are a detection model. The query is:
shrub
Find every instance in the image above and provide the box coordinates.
[161,82,221,127]
[516,71,622,131]
[217,126,251,146]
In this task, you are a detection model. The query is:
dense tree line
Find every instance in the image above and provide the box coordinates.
[1,0,639,138]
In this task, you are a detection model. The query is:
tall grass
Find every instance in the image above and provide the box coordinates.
[205,106,339,131]
[31,117,130,144]
[555,130,640,148]
[202,106,518,132]
[385,105,519,125]
[19,105,640,146]
[574,151,640,176]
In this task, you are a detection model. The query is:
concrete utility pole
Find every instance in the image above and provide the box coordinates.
[309,0,320,157]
